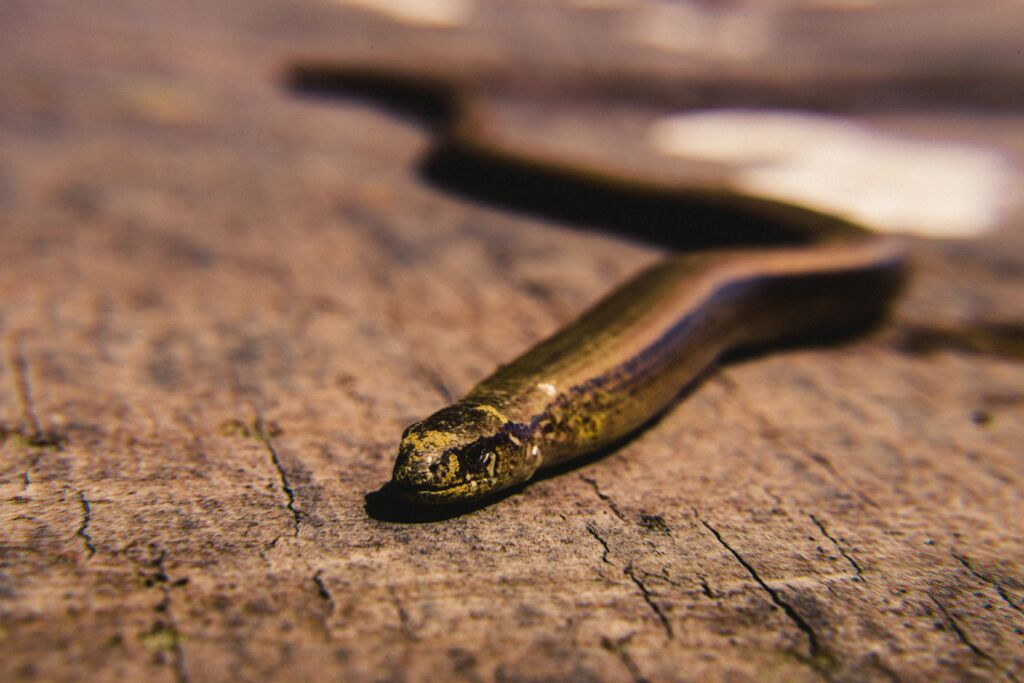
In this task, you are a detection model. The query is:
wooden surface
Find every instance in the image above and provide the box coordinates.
[1,1,1023,681]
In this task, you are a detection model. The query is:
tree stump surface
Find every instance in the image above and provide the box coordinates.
[1,2,1023,682]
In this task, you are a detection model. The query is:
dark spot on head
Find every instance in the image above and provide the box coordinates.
[461,442,493,473]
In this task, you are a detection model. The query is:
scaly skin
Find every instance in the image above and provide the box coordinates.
[390,231,906,505]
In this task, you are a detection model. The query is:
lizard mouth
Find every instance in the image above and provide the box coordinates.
[392,478,495,504]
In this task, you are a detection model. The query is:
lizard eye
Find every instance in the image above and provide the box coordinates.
[463,445,494,473]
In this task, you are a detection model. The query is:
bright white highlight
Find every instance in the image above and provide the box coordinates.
[649,111,1015,238]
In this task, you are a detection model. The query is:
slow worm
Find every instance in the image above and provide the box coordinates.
[384,96,907,505]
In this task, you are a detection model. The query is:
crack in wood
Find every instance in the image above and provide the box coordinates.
[953,553,1023,614]
[929,593,1020,683]
[581,475,627,522]
[809,514,864,582]
[141,549,191,683]
[601,634,649,683]
[701,520,832,675]
[640,567,682,589]
[76,490,96,558]
[255,417,301,537]
[805,451,879,509]
[624,564,673,639]
[585,523,673,639]
[585,523,612,565]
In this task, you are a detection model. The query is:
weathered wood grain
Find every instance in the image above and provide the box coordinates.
[1,2,1022,682]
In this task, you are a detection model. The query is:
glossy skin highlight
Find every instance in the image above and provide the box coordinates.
[390,227,906,505]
